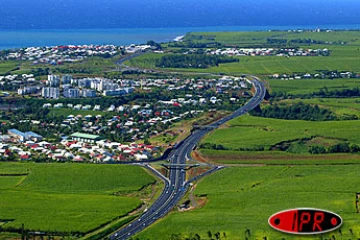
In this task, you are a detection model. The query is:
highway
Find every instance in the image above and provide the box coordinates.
[109,76,266,240]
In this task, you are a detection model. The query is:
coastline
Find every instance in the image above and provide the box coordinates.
[0,24,359,50]
[173,35,185,42]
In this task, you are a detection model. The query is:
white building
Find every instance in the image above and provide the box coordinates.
[63,88,80,98]
[81,89,97,98]
[61,74,72,84]
[17,86,40,95]
[42,87,60,99]
[103,89,126,96]
[47,75,60,87]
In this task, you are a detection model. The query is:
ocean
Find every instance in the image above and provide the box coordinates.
[0,25,360,50]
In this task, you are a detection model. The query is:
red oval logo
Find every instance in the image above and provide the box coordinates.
[268,208,342,235]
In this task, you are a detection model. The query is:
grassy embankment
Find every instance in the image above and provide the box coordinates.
[0,163,157,237]
[149,110,231,146]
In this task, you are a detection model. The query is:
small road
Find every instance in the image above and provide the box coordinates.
[109,76,266,240]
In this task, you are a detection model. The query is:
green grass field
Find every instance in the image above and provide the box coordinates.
[279,98,360,118]
[137,165,360,240]
[185,31,360,46]
[268,78,360,95]
[127,50,360,75]
[0,162,156,234]
[187,53,360,75]
[198,149,360,165]
[0,61,19,75]
[127,53,162,69]
[202,115,360,151]
[17,56,118,76]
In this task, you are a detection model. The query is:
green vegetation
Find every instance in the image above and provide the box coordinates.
[268,78,360,95]
[251,101,336,121]
[199,149,360,165]
[0,61,19,75]
[128,54,360,75]
[184,31,360,46]
[126,31,360,75]
[137,165,360,240]
[201,115,360,152]
[127,53,162,69]
[17,56,119,77]
[192,55,360,75]
[282,98,360,118]
[18,163,155,194]
[155,54,238,69]
[0,162,156,235]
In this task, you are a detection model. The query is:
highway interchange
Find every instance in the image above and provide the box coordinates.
[109,76,266,240]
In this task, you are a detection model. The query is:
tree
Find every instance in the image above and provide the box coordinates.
[328,142,350,153]
[309,145,326,154]
[144,135,151,145]
[350,144,360,153]
[169,233,182,240]
[147,40,162,50]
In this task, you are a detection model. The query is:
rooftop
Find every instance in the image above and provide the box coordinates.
[70,132,101,140]
[8,129,26,137]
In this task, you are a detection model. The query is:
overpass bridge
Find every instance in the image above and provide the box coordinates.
[192,125,217,130]
[160,163,209,170]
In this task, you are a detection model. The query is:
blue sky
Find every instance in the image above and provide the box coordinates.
[0,0,359,29]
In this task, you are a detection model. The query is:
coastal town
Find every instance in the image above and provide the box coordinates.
[0,36,357,163]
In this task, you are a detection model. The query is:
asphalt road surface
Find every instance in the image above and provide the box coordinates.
[109,76,266,240]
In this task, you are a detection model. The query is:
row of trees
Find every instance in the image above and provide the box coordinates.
[155,54,239,69]
[315,86,360,98]
[266,38,334,47]
[272,86,360,100]
[200,141,360,155]
[250,102,336,121]
[309,142,360,154]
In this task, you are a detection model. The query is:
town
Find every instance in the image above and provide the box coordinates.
[205,47,330,57]
[1,44,152,65]
[0,67,251,162]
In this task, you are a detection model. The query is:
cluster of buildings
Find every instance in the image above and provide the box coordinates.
[1,43,155,65]
[7,129,43,142]
[164,75,250,94]
[206,48,329,57]
[124,44,152,53]
[14,74,249,99]
[3,45,120,65]
[16,74,135,99]
[269,71,360,80]
[1,74,37,94]
[1,73,253,162]
[0,129,159,162]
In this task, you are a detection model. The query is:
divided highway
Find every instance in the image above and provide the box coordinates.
[109,77,266,240]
